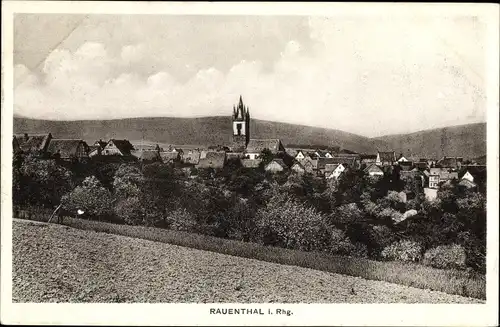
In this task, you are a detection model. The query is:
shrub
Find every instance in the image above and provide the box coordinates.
[423,244,467,270]
[255,194,330,252]
[381,240,423,262]
[114,196,142,225]
[62,176,113,217]
[166,208,197,232]
[370,225,396,250]
[328,227,359,256]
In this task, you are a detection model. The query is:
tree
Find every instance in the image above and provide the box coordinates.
[61,176,113,218]
[19,155,73,208]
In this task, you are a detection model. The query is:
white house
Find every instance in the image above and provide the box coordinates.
[264,158,287,173]
[295,150,306,160]
[461,171,475,183]
[397,154,409,162]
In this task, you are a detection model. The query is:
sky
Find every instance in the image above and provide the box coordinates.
[13,14,487,137]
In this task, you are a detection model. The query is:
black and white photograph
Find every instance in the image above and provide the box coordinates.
[1,1,499,326]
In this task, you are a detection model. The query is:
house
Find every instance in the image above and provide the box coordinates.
[436,156,463,169]
[414,161,428,170]
[241,159,262,169]
[291,161,306,174]
[325,163,346,179]
[295,150,306,160]
[329,156,359,169]
[428,168,459,189]
[364,164,384,177]
[459,178,477,189]
[376,151,396,166]
[397,154,409,162]
[14,133,52,155]
[133,150,161,163]
[160,151,181,163]
[102,139,135,156]
[196,151,226,169]
[182,150,201,165]
[360,154,377,165]
[298,157,317,173]
[264,158,288,173]
[88,145,102,157]
[245,139,285,159]
[459,166,486,187]
[47,139,89,160]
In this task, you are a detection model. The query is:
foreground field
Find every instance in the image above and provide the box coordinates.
[13,219,482,303]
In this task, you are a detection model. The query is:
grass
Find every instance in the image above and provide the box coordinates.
[15,212,485,300]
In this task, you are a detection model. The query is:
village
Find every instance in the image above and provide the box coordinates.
[13,96,486,202]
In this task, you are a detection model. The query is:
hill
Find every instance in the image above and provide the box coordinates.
[13,117,387,154]
[373,123,486,160]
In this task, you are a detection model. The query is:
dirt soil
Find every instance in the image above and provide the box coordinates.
[12,219,482,303]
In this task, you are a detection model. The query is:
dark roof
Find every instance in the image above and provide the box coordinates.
[88,145,101,153]
[324,163,340,173]
[437,156,463,168]
[183,150,201,164]
[246,139,283,154]
[108,139,135,155]
[318,157,356,168]
[360,154,377,160]
[47,139,88,158]
[241,159,262,168]
[94,140,107,148]
[132,150,160,161]
[378,151,396,162]
[196,151,226,169]
[160,151,180,162]
[17,133,52,152]
[266,158,288,169]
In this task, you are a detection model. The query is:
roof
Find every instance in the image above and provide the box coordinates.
[241,159,262,168]
[317,157,355,169]
[160,151,180,161]
[291,161,305,170]
[266,158,288,169]
[378,151,396,162]
[108,139,135,155]
[137,151,161,161]
[183,150,201,164]
[437,156,463,168]
[89,145,101,153]
[431,168,458,180]
[47,139,88,158]
[459,179,477,188]
[324,163,340,173]
[360,154,377,160]
[196,151,226,169]
[18,133,52,152]
[364,164,384,173]
[94,140,107,148]
[246,139,283,154]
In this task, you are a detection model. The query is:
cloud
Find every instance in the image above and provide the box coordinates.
[14,16,486,136]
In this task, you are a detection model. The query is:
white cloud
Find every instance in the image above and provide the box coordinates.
[14,17,486,136]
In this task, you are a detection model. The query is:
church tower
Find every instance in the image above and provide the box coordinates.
[231,95,250,152]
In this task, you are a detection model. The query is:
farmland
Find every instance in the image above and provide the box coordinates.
[13,219,482,303]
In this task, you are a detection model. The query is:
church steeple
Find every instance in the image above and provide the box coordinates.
[231,95,251,152]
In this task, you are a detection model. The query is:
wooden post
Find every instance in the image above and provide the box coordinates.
[48,204,62,223]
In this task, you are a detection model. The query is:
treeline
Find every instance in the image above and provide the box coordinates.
[12,152,486,273]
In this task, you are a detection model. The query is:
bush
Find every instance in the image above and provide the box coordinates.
[166,208,197,232]
[256,194,330,252]
[423,244,467,270]
[114,196,142,225]
[62,176,113,217]
[381,240,423,262]
[328,227,360,256]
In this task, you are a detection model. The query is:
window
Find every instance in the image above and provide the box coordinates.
[236,123,242,135]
